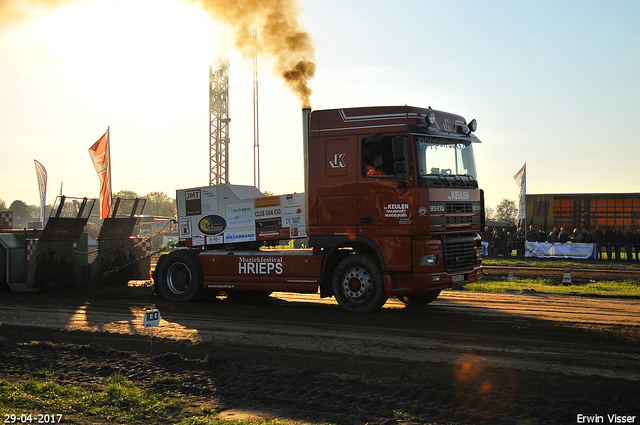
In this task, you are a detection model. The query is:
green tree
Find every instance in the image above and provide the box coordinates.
[485,206,495,221]
[0,199,6,211]
[113,190,140,199]
[495,198,517,223]
[9,200,34,228]
[27,204,40,220]
[143,191,176,217]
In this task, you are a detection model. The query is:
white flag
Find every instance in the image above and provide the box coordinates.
[34,160,47,226]
[513,163,526,220]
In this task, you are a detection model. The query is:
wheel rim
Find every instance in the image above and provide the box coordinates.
[166,261,192,295]
[341,267,372,300]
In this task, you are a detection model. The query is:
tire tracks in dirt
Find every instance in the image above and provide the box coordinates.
[1,289,639,424]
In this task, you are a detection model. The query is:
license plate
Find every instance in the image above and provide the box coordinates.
[452,274,465,283]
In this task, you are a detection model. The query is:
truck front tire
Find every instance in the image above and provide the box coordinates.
[332,255,387,313]
[155,250,204,302]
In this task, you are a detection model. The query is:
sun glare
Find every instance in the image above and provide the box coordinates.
[1,0,306,202]
[31,0,218,102]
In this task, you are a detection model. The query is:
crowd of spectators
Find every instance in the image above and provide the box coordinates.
[481,226,524,257]
[481,225,640,261]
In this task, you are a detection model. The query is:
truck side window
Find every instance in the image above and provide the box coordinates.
[362,135,409,178]
[362,135,393,177]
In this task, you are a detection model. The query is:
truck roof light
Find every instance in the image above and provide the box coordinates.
[424,111,436,127]
[467,119,477,134]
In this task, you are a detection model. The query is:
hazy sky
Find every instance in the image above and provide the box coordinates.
[1,0,639,211]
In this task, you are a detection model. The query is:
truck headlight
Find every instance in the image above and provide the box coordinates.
[419,255,438,266]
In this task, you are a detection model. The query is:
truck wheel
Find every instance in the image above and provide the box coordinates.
[397,290,441,307]
[332,255,387,313]
[155,250,204,302]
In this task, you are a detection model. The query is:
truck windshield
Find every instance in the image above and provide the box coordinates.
[415,136,478,186]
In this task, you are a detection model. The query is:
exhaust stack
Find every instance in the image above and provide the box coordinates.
[302,108,311,230]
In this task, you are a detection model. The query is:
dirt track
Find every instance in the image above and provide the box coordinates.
[1,286,639,424]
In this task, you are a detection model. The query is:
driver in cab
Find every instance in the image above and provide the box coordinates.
[366,154,385,176]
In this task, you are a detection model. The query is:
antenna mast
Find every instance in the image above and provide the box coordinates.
[209,58,231,186]
[252,13,260,190]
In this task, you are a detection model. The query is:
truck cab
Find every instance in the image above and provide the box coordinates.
[306,106,484,302]
[155,105,483,313]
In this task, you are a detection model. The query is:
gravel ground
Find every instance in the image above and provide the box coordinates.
[1,285,639,425]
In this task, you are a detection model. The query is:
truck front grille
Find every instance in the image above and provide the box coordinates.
[442,236,475,272]
[446,203,473,213]
[430,201,483,234]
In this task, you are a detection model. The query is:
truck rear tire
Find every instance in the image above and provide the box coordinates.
[155,250,204,302]
[332,255,387,313]
[397,290,441,307]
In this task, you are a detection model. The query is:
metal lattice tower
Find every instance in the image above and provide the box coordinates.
[252,16,260,190]
[209,58,231,186]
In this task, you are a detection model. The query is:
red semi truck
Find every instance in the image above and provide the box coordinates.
[154,105,484,313]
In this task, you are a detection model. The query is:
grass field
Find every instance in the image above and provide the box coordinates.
[466,277,640,297]
[0,372,299,425]
[483,256,640,269]
[472,257,640,297]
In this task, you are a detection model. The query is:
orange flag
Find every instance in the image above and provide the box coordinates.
[88,128,112,219]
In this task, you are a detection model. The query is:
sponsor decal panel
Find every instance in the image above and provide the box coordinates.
[208,284,235,289]
[198,214,227,235]
[284,215,304,226]
[227,203,254,228]
[254,196,281,209]
[256,217,283,230]
[179,217,191,237]
[224,230,256,243]
[384,203,409,218]
[290,226,305,238]
[255,207,283,233]
[284,202,305,230]
[200,188,218,214]
[255,207,282,218]
[184,189,202,216]
[238,256,284,275]
[178,187,307,246]
[257,228,289,240]
[206,235,224,244]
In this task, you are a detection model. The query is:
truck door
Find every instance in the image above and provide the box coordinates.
[312,136,359,233]
[357,134,413,271]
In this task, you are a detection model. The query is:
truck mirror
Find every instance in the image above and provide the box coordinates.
[392,136,407,161]
[392,135,409,179]
[393,162,408,174]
